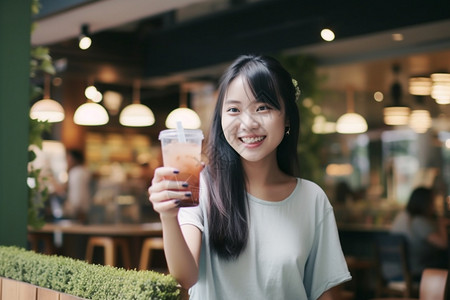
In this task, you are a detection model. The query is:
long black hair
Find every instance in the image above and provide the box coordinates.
[205,54,300,260]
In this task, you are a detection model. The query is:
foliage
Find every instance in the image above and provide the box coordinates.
[277,54,325,184]
[27,0,56,229]
[0,246,180,300]
[30,0,55,97]
[28,119,52,229]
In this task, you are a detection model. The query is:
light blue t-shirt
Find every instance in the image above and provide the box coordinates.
[178,178,351,300]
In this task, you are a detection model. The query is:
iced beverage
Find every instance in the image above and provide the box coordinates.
[159,129,204,207]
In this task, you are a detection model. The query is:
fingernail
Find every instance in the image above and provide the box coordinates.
[182,182,189,187]
[174,199,181,206]
[185,192,192,197]
[173,169,179,174]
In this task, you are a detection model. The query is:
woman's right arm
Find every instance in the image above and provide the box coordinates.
[148,167,201,288]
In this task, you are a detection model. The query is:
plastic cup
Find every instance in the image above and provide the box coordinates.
[159,129,204,207]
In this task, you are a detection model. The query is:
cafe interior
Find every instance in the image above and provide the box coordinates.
[3,0,450,298]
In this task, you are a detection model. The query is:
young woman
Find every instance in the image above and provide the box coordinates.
[391,187,450,280]
[149,55,351,299]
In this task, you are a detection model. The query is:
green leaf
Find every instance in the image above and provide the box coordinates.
[39,60,56,74]
[31,46,50,59]
[28,150,37,163]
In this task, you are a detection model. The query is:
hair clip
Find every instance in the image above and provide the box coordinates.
[292,79,301,102]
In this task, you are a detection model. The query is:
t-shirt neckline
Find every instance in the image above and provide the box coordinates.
[247,178,300,205]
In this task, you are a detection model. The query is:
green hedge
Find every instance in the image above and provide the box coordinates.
[0,246,180,300]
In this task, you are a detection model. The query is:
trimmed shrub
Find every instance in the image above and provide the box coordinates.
[0,246,180,300]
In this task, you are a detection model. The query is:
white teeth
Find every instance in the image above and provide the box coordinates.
[241,136,264,144]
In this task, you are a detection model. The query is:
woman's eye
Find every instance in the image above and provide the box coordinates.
[256,105,271,112]
[226,107,239,113]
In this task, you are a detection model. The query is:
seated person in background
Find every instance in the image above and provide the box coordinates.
[332,181,355,223]
[53,149,92,223]
[391,187,450,280]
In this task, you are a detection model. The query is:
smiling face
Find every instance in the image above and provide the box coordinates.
[221,75,287,163]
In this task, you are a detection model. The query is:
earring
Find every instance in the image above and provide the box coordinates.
[285,126,290,136]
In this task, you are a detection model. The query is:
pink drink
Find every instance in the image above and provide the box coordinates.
[159,129,204,207]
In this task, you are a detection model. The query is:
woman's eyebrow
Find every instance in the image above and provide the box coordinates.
[223,99,241,105]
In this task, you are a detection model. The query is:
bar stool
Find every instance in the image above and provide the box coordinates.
[139,237,164,270]
[27,233,54,255]
[85,236,131,269]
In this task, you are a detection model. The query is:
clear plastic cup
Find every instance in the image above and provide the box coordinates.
[158,129,204,207]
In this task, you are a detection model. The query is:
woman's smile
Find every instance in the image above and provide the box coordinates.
[239,135,266,147]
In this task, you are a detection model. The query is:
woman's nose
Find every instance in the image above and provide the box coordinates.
[240,111,260,131]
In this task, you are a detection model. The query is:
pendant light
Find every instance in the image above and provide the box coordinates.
[336,87,368,134]
[73,82,109,126]
[79,24,92,50]
[408,77,432,96]
[30,74,65,123]
[73,102,109,126]
[119,80,155,127]
[409,109,432,133]
[165,84,201,129]
[408,72,450,105]
[383,64,410,125]
[430,73,450,105]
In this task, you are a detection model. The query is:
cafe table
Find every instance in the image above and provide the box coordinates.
[28,221,163,269]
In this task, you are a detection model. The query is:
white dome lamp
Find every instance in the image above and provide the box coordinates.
[74,81,109,126]
[119,80,155,127]
[336,87,368,134]
[165,84,201,129]
[73,101,109,126]
[30,74,65,123]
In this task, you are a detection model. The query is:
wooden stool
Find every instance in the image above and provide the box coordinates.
[85,236,131,269]
[139,237,164,270]
[27,233,54,255]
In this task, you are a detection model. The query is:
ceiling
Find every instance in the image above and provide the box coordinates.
[32,0,208,46]
[34,0,450,129]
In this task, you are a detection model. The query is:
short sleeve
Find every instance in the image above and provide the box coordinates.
[304,207,352,300]
[178,205,204,232]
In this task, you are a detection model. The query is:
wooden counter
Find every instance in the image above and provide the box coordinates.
[28,221,163,268]
[28,221,162,237]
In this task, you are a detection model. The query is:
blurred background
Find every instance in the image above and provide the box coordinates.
[27,0,450,225]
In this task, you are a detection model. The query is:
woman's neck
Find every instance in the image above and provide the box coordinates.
[241,155,296,202]
[242,158,282,185]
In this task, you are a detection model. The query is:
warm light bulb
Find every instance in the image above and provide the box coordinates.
[119,104,155,127]
[392,33,404,41]
[79,36,92,50]
[92,91,103,103]
[374,91,384,102]
[409,110,431,133]
[312,116,336,134]
[321,28,335,41]
[409,77,432,96]
[336,113,368,134]
[165,108,201,129]
[383,106,410,125]
[431,73,450,104]
[30,99,65,123]
[84,85,97,99]
[73,103,109,126]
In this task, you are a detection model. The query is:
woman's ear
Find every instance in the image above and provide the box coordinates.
[285,119,291,136]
